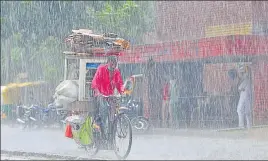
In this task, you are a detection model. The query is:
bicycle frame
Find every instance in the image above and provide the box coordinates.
[81,94,133,159]
[105,96,120,145]
[96,95,128,149]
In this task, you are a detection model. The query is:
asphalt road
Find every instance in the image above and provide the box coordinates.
[1,154,48,160]
[1,125,268,160]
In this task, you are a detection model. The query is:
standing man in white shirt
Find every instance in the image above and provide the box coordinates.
[237,65,252,129]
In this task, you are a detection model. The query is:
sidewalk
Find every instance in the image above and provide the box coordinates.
[143,125,268,140]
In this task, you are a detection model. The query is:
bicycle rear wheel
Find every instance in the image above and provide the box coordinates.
[112,113,132,160]
[85,129,100,157]
[85,119,100,157]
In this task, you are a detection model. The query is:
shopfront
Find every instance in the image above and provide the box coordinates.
[119,35,268,129]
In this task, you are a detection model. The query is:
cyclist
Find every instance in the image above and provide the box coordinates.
[91,55,124,136]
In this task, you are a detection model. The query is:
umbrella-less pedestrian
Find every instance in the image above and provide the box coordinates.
[237,65,252,129]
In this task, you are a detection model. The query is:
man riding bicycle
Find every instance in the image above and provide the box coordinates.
[91,55,124,136]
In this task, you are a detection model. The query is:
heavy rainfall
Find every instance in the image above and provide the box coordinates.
[1,1,268,160]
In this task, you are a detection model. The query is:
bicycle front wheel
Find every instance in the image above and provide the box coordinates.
[113,113,132,160]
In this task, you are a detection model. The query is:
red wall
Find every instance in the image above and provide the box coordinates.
[119,35,268,63]
[253,60,268,125]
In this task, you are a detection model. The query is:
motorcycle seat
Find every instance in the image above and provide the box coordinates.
[21,105,32,110]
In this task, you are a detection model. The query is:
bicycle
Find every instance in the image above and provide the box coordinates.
[67,94,132,160]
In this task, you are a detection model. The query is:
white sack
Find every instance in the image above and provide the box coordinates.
[54,80,78,99]
[54,95,77,107]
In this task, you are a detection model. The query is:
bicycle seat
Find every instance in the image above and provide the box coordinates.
[30,105,41,109]
[21,105,32,110]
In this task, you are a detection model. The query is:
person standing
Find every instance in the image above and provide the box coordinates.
[237,65,252,129]
[161,76,170,128]
[169,76,180,128]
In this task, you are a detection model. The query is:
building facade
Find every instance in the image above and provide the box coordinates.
[143,1,268,127]
[155,1,268,42]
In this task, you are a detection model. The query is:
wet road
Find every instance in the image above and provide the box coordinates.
[1,155,27,160]
[1,125,268,160]
[1,154,47,160]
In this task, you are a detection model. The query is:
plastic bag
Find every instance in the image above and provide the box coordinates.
[75,117,93,145]
[65,115,85,125]
[65,115,93,145]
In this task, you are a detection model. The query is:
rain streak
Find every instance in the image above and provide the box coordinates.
[1,1,268,160]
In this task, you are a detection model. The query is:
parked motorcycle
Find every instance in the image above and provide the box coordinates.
[16,104,41,129]
[40,103,68,129]
[121,97,151,133]
[16,103,67,130]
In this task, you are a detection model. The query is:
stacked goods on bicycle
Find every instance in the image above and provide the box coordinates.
[64,29,130,55]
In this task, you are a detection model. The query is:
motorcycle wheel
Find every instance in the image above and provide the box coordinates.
[130,116,150,133]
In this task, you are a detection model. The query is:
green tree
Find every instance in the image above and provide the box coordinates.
[87,1,156,44]
[0,1,156,85]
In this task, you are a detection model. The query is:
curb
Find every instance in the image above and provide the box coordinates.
[1,150,105,160]
[216,125,268,132]
[137,125,268,139]
[137,128,219,138]
[147,128,215,135]
[144,125,268,135]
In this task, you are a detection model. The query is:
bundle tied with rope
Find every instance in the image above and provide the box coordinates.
[64,29,130,55]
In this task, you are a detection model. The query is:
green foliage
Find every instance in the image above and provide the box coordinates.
[0,1,155,85]
[88,1,155,44]
[43,65,58,81]
[0,17,4,24]
[37,36,64,82]
[10,47,24,63]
